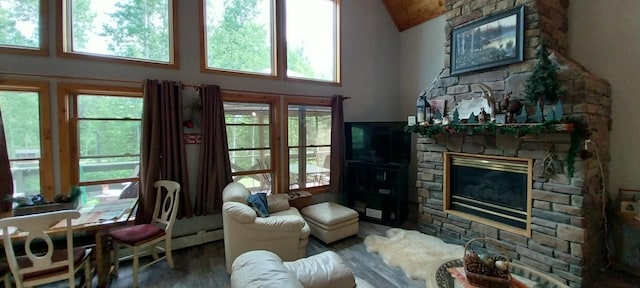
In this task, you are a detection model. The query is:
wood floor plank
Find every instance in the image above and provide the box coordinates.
[37,203,638,288]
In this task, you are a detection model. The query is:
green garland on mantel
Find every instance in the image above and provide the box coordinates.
[404,119,589,177]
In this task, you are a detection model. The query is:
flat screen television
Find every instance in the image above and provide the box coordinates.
[345,121,410,164]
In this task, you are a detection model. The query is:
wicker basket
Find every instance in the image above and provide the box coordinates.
[463,237,512,288]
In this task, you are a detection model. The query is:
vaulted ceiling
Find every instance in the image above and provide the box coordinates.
[382,0,445,32]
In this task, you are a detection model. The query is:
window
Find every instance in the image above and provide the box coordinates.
[203,0,275,76]
[0,0,48,55]
[286,104,332,190]
[0,81,53,200]
[285,0,339,82]
[61,0,177,66]
[58,84,143,205]
[224,98,277,193]
[223,93,333,194]
[202,0,340,83]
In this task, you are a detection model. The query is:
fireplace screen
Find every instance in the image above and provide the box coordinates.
[444,153,532,234]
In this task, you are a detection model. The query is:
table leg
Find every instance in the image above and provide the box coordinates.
[95,230,111,288]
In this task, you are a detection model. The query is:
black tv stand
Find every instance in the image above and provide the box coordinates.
[345,160,408,226]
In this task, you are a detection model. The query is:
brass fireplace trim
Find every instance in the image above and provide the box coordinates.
[443,152,533,237]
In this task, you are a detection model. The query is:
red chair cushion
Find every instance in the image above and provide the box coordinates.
[110,224,165,246]
[18,247,88,280]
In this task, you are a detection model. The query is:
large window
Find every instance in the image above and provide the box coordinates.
[59,85,143,205]
[203,0,340,83]
[0,0,48,55]
[203,0,275,76]
[0,81,53,200]
[223,93,333,194]
[285,0,339,82]
[286,104,332,190]
[224,97,277,193]
[61,0,177,66]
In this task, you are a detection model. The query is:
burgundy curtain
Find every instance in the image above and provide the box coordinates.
[328,95,345,193]
[195,85,232,215]
[138,80,193,224]
[0,108,13,212]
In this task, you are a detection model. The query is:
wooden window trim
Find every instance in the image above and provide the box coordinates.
[57,83,143,195]
[200,0,278,77]
[282,0,341,85]
[0,80,53,199]
[57,0,180,69]
[0,0,49,56]
[201,0,341,85]
[283,98,332,194]
[223,92,281,193]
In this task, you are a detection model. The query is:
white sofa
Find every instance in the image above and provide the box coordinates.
[222,182,310,272]
[231,250,357,288]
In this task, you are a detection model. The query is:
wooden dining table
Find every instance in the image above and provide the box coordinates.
[2,198,138,288]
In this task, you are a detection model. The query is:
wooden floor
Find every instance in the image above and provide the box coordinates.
[40,204,640,287]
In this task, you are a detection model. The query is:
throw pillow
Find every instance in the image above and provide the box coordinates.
[247,193,269,217]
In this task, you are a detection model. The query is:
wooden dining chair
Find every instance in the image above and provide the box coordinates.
[0,210,93,288]
[110,180,181,288]
[0,262,12,287]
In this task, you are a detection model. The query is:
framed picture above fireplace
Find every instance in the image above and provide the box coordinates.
[450,5,525,76]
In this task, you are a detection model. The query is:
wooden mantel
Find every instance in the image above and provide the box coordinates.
[382,0,445,31]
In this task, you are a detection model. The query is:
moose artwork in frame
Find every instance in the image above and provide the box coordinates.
[450,5,525,76]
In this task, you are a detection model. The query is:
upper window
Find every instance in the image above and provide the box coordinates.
[285,0,339,82]
[58,85,143,205]
[0,81,53,201]
[203,0,275,76]
[202,0,340,84]
[62,0,176,66]
[0,0,48,55]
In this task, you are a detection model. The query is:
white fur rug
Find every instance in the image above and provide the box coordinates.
[364,228,465,287]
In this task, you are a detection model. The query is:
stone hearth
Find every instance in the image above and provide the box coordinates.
[415,1,611,287]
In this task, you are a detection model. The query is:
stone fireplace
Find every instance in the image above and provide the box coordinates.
[415,1,611,287]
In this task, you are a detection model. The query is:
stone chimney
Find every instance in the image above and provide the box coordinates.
[415,1,611,287]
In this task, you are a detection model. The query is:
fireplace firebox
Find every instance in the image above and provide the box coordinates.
[444,152,532,236]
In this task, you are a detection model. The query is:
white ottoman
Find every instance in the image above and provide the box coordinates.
[300,202,359,244]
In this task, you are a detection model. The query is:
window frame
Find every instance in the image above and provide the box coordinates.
[223,92,281,193]
[57,0,180,68]
[282,0,341,84]
[200,0,341,85]
[0,0,49,56]
[0,80,54,200]
[283,96,332,193]
[222,91,333,195]
[57,83,143,197]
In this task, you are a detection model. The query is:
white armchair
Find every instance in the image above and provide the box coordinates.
[222,182,310,272]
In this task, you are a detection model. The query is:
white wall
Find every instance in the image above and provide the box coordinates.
[0,0,400,234]
[399,15,446,202]
[569,0,640,195]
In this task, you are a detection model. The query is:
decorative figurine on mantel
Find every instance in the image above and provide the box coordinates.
[477,108,487,123]
[476,83,497,123]
[468,112,478,123]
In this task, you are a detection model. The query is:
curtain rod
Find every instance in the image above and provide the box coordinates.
[0,71,350,99]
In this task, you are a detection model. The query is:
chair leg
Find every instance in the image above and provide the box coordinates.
[3,274,10,288]
[132,246,139,288]
[151,244,159,260]
[84,258,91,288]
[113,241,120,278]
[165,239,175,269]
